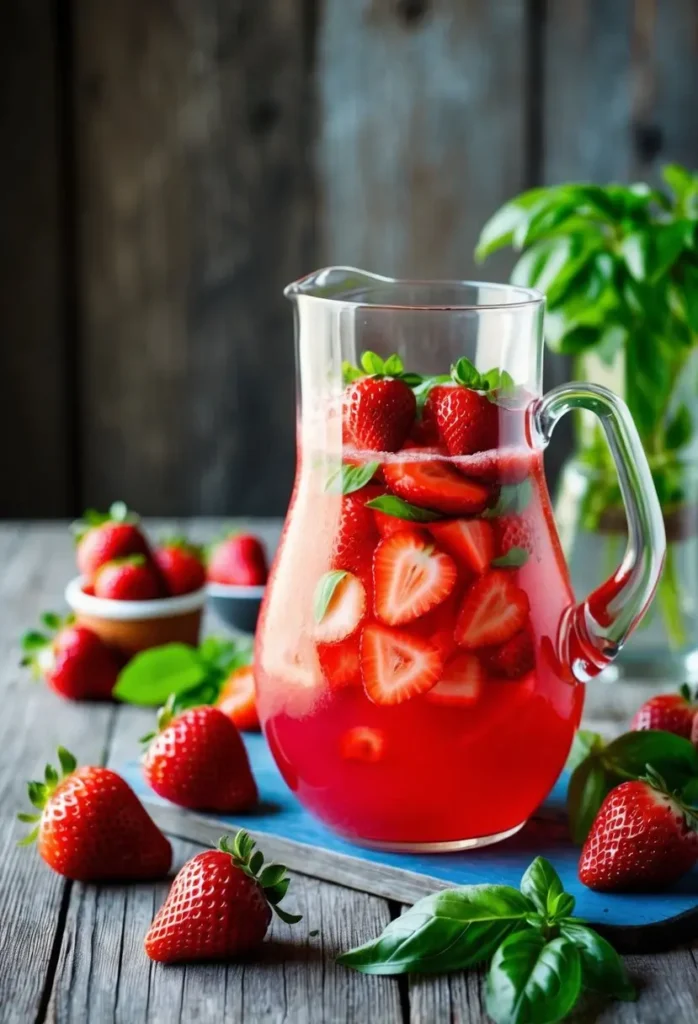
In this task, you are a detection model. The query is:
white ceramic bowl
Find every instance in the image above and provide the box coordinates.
[65,576,206,657]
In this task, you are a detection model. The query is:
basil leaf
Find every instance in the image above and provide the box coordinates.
[559,922,636,1001]
[519,858,564,916]
[313,570,348,624]
[483,480,532,519]
[325,461,380,495]
[565,730,605,774]
[663,163,696,203]
[338,886,533,975]
[383,353,404,376]
[682,776,698,805]
[512,235,599,307]
[486,931,582,1024]
[603,729,698,789]
[567,757,611,844]
[360,351,384,375]
[621,231,651,280]
[451,357,483,389]
[491,547,529,569]
[114,644,207,706]
[365,495,443,523]
[475,188,550,261]
[666,404,692,450]
[548,892,575,920]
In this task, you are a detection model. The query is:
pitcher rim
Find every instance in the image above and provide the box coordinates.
[284,266,545,312]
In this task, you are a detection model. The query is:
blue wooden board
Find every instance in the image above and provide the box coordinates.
[121,733,698,944]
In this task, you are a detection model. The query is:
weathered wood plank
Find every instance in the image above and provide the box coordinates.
[73,0,312,516]
[317,0,527,281]
[48,833,403,1024]
[0,526,115,1024]
[0,3,71,517]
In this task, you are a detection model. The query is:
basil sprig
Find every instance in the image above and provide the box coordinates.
[364,494,443,523]
[567,728,698,843]
[325,461,380,495]
[339,857,635,1023]
[475,167,698,649]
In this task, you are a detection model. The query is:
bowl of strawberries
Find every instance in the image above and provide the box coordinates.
[65,503,207,658]
[206,531,269,634]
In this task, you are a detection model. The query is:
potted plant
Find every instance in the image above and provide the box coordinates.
[476,166,698,682]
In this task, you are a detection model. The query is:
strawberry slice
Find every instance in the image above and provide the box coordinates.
[425,652,484,706]
[487,629,535,679]
[428,518,494,574]
[361,623,443,705]
[383,456,491,516]
[316,635,362,689]
[455,570,530,649]
[339,726,386,762]
[408,591,460,662]
[314,573,366,643]
[373,533,457,626]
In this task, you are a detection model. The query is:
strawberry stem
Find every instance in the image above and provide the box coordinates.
[218,830,302,924]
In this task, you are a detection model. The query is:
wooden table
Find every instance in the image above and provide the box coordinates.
[1,521,697,1024]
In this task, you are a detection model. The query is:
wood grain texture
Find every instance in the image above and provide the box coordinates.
[317,0,526,281]
[73,0,312,517]
[0,3,71,517]
[0,526,115,1024]
[48,835,403,1024]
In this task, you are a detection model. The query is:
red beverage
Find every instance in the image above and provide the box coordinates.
[256,408,584,848]
[258,271,665,851]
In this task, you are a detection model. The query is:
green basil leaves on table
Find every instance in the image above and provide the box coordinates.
[567,728,698,843]
[113,636,252,708]
[339,857,635,1023]
[338,886,532,975]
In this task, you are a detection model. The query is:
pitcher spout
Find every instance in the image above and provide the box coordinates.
[284,267,395,302]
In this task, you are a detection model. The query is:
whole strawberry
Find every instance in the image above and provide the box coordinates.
[579,768,698,892]
[95,555,163,600]
[424,383,498,456]
[18,747,172,881]
[74,501,150,582]
[344,374,416,453]
[143,703,258,812]
[631,684,698,740]
[21,613,119,701]
[155,537,206,596]
[207,533,269,587]
[144,829,300,963]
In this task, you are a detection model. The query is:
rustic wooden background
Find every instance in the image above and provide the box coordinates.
[2,0,697,518]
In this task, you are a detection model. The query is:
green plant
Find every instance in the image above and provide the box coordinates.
[338,857,635,1023]
[476,166,698,649]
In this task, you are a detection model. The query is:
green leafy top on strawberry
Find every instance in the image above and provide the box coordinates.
[157,535,205,559]
[342,351,422,386]
[18,746,78,845]
[20,612,75,676]
[72,501,138,542]
[344,351,519,402]
[641,765,698,831]
[218,830,302,924]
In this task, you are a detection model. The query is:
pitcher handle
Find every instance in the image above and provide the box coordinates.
[533,382,666,682]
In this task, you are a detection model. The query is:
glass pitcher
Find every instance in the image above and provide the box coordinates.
[255,268,666,852]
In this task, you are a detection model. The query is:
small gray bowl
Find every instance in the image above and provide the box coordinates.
[206,582,265,634]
